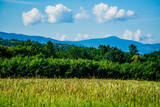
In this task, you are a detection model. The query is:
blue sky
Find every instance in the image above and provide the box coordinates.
[0,0,160,43]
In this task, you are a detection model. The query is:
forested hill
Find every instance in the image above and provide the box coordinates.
[75,36,160,54]
[0,38,160,80]
[0,32,82,46]
[0,31,160,54]
[0,38,72,50]
[0,31,61,44]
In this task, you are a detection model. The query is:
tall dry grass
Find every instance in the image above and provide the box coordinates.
[0,79,159,106]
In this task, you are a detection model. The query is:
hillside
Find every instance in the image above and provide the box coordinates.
[75,36,160,54]
[0,31,160,54]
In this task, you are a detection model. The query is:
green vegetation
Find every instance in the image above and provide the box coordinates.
[0,38,160,106]
[0,79,159,107]
[0,57,159,80]
[0,38,160,80]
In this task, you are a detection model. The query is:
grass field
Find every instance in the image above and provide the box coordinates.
[0,79,159,107]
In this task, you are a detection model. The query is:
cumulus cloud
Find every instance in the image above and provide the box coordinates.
[45,4,73,23]
[122,29,154,44]
[59,35,66,41]
[75,7,89,20]
[105,34,112,38]
[75,33,90,41]
[123,29,134,40]
[22,8,44,26]
[56,33,67,41]
[93,3,135,23]
[127,10,134,16]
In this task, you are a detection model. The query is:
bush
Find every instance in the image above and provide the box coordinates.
[0,57,159,81]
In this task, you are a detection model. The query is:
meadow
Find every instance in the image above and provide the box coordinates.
[0,79,159,107]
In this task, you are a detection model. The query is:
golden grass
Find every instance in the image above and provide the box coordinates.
[0,79,159,107]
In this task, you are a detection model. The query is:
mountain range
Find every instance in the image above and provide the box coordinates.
[0,31,160,54]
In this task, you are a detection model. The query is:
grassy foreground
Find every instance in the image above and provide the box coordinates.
[0,79,159,107]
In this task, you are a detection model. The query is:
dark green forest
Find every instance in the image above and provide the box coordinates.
[0,38,160,80]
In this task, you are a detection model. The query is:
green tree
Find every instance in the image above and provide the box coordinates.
[0,45,12,58]
[43,41,55,57]
[104,47,125,63]
[98,45,110,55]
[25,40,32,46]
[132,55,144,62]
[129,44,138,57]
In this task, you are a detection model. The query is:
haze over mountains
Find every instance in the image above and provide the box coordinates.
[0,31,160,54]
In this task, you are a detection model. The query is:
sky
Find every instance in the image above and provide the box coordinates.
[0,0,160,43]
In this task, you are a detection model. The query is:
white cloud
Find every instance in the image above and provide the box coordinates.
[134,29,141,41]
[60,35,66,41]
[45,4,73,23]
[56,33,67,41]
[116,9,125,18]
[123,29,134,40]
[75,33,90,41]
[93,3,135,23]
[127,10,134,16]
[105,34,112,37]
[122,29,155,44]
[75,7,89,20]
[22,8,44,26]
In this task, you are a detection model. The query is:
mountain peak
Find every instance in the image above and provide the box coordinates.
[105,36,120,40]
[0,31,160,54]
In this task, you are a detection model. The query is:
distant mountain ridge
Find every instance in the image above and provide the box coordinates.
[0,31,160,54]
[76,36,160,54]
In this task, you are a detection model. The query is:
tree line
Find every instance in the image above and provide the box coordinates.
[0,38,160,80]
